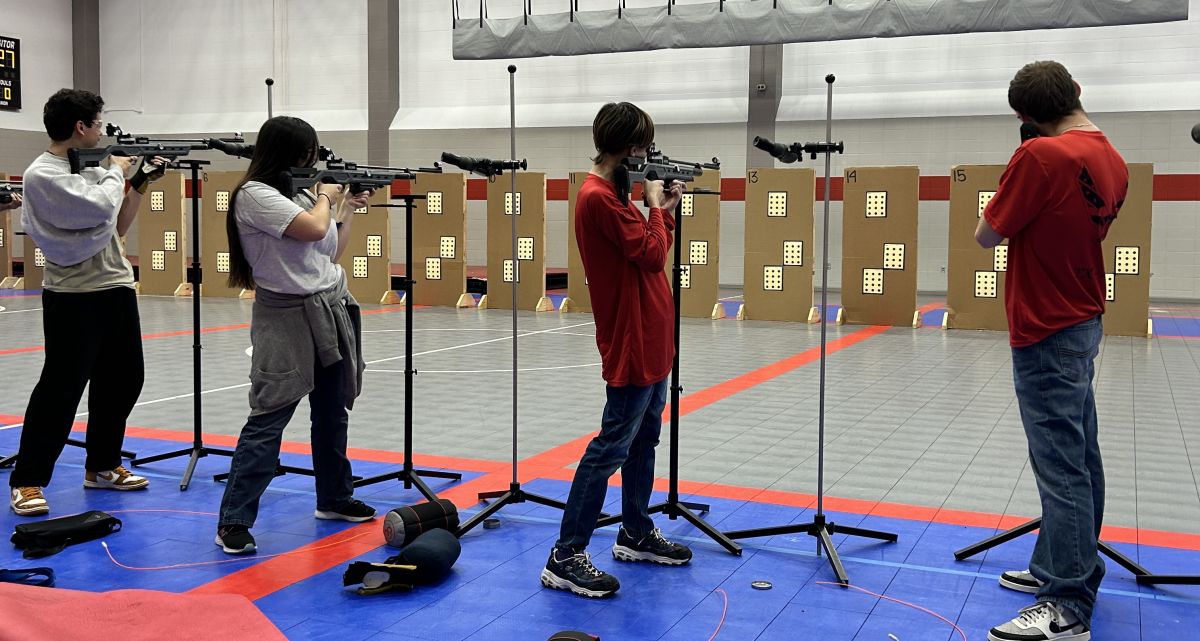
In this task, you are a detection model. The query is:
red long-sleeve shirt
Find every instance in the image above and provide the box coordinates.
[576,173,676,387]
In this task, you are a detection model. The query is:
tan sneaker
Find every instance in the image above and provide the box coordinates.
[10,487,49,516]
[84,465,149,491]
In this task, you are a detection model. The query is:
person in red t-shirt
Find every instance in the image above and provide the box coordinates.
[976,61,1128,641]
[540,102,692,599]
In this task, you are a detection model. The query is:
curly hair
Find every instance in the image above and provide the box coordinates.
[43,89,104,142]
[1008,61,1082,124]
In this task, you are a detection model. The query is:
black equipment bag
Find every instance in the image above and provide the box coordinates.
[11,510,122,559]
[344,528,462,595]
[383,498,458,548]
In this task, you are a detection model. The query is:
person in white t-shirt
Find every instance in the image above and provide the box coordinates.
[9,89,166,517]
[215,116,377,554]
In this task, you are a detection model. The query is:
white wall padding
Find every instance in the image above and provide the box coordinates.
[452,0,1190,60]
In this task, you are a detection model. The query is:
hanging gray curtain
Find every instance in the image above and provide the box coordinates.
[452,0,1190,60]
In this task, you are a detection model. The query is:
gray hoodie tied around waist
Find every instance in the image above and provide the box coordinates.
[247,278,364,416]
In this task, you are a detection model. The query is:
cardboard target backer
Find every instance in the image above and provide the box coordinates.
[670,170,721,319]
[945,165,1007,331]
[485,173,551,311]
[0,173,12,284]
[411,172,468,307]
[199,171,245,298]
[336,187,395,304]
[1102,163,1152,337]
[136,170,188,296]
[742,167,815,322]
[20,234,43,290]
[840,166,919,326]
[562,172,592,313]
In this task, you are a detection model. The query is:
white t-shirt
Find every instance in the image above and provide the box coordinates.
[234,181,342,295]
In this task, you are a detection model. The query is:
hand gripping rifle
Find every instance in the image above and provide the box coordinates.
[619,146,721,206]
[0,181,21,205]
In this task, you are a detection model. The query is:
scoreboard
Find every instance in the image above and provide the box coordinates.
[0,36,19,111]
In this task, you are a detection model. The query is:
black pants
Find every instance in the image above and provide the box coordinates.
[10,287,144,488]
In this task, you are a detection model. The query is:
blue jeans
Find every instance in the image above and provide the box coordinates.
[1012,316,1105,625]
[219,359,355,528]
[557,378,668,552]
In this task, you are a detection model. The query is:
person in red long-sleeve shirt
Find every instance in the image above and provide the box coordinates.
[540,103,692,599]
[976,61,1127,641]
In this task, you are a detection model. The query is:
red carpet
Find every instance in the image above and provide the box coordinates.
[0,583,286,641]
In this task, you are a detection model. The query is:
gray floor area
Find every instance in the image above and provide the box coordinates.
[1,292,1198,535]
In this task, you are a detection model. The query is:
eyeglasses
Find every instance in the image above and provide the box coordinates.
[86,120,103,129]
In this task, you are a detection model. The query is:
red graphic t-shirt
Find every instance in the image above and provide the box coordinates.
[984,130,1128,347]
[576,173,675,387]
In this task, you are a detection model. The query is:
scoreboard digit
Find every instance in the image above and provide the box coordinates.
[0,37,20,111]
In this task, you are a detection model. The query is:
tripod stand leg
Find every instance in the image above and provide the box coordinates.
[131,447,195,467]
[673,503,742,555]
[406,473,440,503]
[831,523,900,543]
[1098,540,1152,579]
[524,493,569,511]
[816,524,849,585]
[0,454,16,469]
[457,491,517,536]
[953,518,1041,560]
[180,448,203,491]
[680,500,710,514]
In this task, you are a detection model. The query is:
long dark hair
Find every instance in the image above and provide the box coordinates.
[226,116,319,289]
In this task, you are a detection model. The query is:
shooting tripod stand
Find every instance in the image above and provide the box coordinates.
[353,193,462,499]
[129,160,315,489]
[593,187,742,556]
[721,75,897,584]
[955,518,1200,586]
[455,65,573,536]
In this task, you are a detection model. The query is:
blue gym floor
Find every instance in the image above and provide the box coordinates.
[2,430,1198,641]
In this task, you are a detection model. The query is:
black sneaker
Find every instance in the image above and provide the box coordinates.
[215,524,257,555]
[315,499,377,522]
[612,527,692,565]
[540,548,620,598]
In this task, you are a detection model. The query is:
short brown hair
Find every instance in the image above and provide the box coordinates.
[1007,61,1082,124]
[592,102,654,163]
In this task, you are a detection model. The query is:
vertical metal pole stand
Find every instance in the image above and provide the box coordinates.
[721,75,897,584]
[457,65,572,536]
[129,159,248,490]
[352,194,462,499]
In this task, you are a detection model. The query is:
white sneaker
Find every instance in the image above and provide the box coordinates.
[83,466,149,490]
[999,569,1044,594]
[988,601,1090,641]
[10,486,49,516]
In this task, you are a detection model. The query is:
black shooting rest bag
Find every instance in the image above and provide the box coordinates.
[11,510,122,559]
